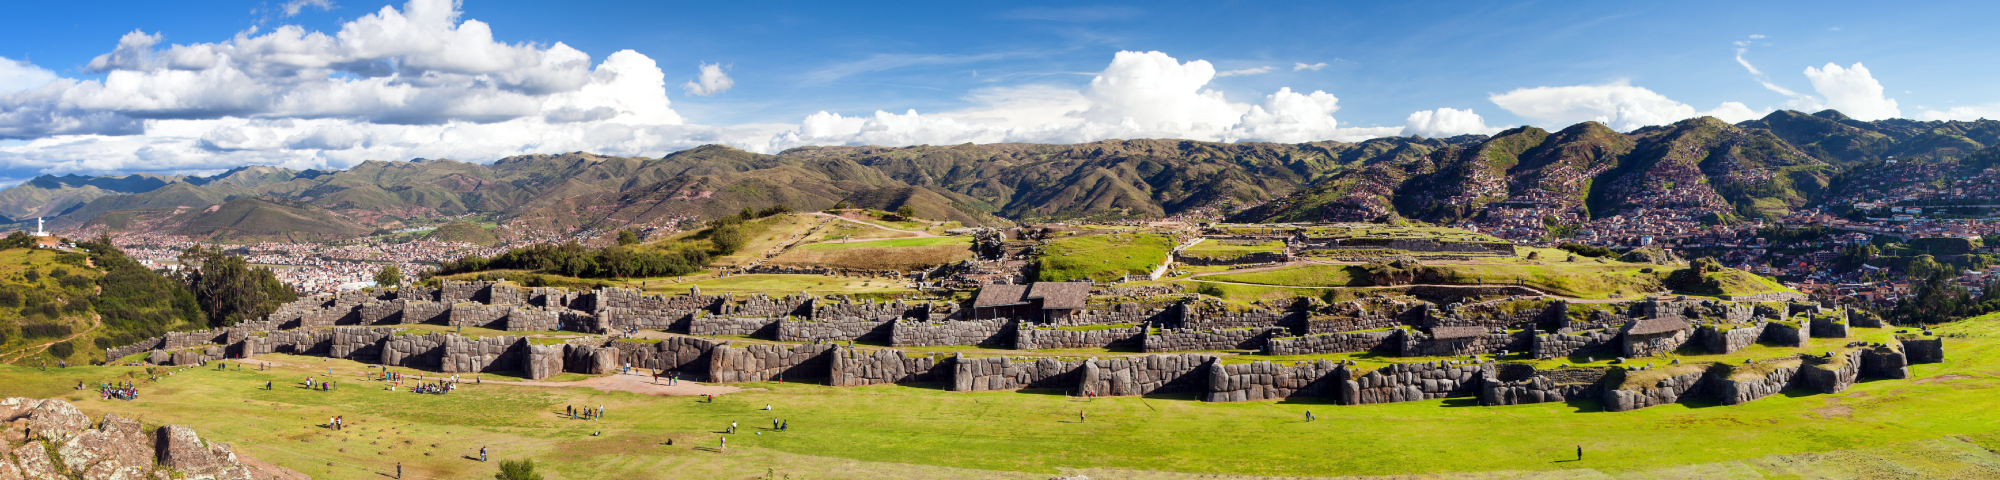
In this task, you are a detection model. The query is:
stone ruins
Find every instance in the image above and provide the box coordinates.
[99,281,1943,413]
[0,396,299,479]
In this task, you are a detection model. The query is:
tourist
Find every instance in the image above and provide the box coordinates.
[1576,445,1583,461]
[729,422,737,433]
[780,420,787,432]
[396,462,402,479]
[720,436,726,453]
[773,418,779,430]
[567,405,574,418]
[480,446,488,462]
[1079,411,1085,423]
[1306,410,1315,422]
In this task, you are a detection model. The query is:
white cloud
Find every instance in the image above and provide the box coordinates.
[764,51,1394,150]
[1294,62,1328,71]
[1400,108,1502,137]
[281,0,336,16]
[1919,105,2000,121]
[1214,66,1273,77]
[681,62,734,96]
[1,5,1412,180]
[1800,62,1900,120]
[1749,34,1766,39]
[0,57,59,93]
[1489,80,1762,131]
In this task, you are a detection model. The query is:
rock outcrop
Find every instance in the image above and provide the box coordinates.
[0,397,300,480]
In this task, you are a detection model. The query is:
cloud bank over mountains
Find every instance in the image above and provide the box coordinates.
[0,0,1940,180]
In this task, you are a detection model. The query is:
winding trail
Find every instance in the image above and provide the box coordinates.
[0,313,102,364]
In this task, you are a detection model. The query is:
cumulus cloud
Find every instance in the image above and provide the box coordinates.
[1918,104,2000,121]
[0,57,59,93]
[1293,62,1328,71]
[1,5,1406,180]
[764,51,1394,150]
[1489,80,1763,131]
[281,0,336,16]
[1215,66,1273,77]
[681,62,734,96]
[1801,62,1900,120]
[1400,108,1502,137]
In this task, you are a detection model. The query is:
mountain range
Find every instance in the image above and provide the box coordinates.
[3,109,1997,243]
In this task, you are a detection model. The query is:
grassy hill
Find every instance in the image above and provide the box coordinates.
[1035,231,1179,282]
[0,240,205,366]
[168,197,374,243]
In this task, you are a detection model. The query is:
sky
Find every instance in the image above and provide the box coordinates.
[1,0,1997,186]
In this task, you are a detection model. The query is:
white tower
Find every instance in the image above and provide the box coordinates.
[33,217,46,237]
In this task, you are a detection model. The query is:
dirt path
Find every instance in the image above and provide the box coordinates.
[808,212,938,237]
[0,314,102,364]
[480,371,748,396]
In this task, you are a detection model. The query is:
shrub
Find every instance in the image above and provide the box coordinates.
[496,459,543,480]
[22,323,72,338]
[47,341,74,359]
[1558,243,1615,258]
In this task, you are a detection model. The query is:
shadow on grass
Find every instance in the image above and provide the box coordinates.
[1563,397,1605,413]
[1780,387,1827,398]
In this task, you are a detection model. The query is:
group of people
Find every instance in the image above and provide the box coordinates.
[409,380,454,395]
[328,415,347,431]
[567,404,606,420]
[306,377,337,391]
[98,382,138,401]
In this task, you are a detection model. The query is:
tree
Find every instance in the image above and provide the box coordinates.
[895,205,917,219]
[180,246,299,327]
[374,264,402,287]
[709,224,748,255]
[496,459,543,480]
[616,229,641,246]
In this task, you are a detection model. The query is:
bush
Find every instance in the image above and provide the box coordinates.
[496,459,543,480]
[21,323,72,338]
[47,341,74,359]
[709,224,748,255]
[0,289,19,308]
[1558,243,1615,258]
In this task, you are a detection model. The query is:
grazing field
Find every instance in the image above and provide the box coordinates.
[1036,232,1178,282]
[1195,247,1793,300]
[1177,240,1284,261]
[656,273,918,297]
[767,236,973,271]
[3,315,1999,479]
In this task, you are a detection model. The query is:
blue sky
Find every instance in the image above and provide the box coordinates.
[0,0,1995,183]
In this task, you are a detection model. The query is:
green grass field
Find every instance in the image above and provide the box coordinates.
[3,316,1998,479]
[1036,233,1178,282]
[1193,247,1794,300]
[795,236,968,251]
[1178,240,1284,261]
[658,274,918,297]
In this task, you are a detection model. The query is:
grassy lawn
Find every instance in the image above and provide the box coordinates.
[1178,240,1283,261]
[1036,233,1177,282]
[3,316,1998,479]
[767,236,973,271]
[1204,264,1363,287]
[662,274,917,297]
[707,214,827,267]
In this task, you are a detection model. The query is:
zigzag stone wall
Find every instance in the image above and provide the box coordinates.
[1901,337,1944,364]
[708,343,836,383]
[1262,331,1398,355]
[829,347,947,386]
[1345,361,1491,405]
[1602,369,1707,412]
[1700,322,1768,354]
[1532,329,1618,360]
[1714,357,1803,405]
[892,319,1015,347]
[1203,360,1339,402]
[1143,327,1286,352]
[778,318,895,343]
[1076,353,1214,396]
[1403,330,1532,357]
[690,315,781,337]
[1016,325,1145,350]
[950,355,1082,392]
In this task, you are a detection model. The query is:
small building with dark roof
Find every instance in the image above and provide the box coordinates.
[1621,318,1692,357]
[971,282,1093,323]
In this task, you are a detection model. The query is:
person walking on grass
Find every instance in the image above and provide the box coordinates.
[1576,445,1583,461]
[480,446,488,462]
[1079,411,1085,423]
[1306,410,1315,422]
[720,436,726,453]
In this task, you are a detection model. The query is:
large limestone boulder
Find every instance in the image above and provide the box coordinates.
[149,350,170,364]
[28,397,92,442]
[11,441,59,479]
[0,452,21,480]
[156,424,224,474]
[61,426,154,480]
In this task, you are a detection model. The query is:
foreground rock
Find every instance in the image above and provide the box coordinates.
[0,397,301,480]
